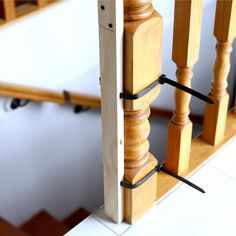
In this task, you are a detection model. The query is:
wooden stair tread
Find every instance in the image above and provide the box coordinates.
[0,217,28,236]
[63,208,90,229]
[20,210,69,236]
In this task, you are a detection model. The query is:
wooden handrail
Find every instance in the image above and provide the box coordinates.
[165,0,203,174]
[0,81,101,108]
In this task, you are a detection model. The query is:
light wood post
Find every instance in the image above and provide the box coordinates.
[98,0,124,223]
[2,0,16,21]
[165,0,203,174]
[202,0,236,145]
[123,0,162,223]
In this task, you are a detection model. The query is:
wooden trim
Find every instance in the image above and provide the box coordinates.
[98,0,124,223]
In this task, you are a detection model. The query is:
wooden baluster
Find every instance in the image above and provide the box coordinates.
[2,0,16,21]
[123,0,162,223]
[165,0,203,174]
[35,0,48,8]
[202,0,236,145]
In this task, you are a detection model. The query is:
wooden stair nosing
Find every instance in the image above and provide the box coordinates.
[0,217,28,236]
[20,210,69,236]
[63,208,90,229]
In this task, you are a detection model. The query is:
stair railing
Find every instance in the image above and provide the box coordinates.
[98,0,236,224]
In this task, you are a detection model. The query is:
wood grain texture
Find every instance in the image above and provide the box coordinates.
[202,44,231,145]
[124,0,153,21]
[214,0,236,42]
[124,107,157,185]
[166,0,203,174]
[123,0,162,223]
[125,173,157,224]
[124,9,162,111]
[203,0,236,145]
[98,0,124,223]
[172,0,203,67]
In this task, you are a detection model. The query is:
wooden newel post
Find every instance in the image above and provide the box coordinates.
[123,0,162,223]
[165,0,203,174]
[202,0,236,145]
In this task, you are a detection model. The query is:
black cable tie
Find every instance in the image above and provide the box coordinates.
[120,79,160,100]
[120,165,161,190]
[120,164,205,194]
[159,74,214,104]
[120,74,214,105]
[160,166,205,193]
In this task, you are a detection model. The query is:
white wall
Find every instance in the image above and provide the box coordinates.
[0,0,235,226]
[0,0,103,226]
[153,0,236,114]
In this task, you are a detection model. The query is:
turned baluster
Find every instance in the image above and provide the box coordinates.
[1,0,15,21]
[123,0,162,223]
[165,0,203,174]
[202,0,236,145]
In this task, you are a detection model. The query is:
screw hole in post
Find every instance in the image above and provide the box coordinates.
[108,23,113,28]
[101,5,105,10]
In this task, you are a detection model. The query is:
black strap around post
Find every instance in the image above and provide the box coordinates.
[120,74,214,105]
[121,164,205,194]
[120,74,209,193]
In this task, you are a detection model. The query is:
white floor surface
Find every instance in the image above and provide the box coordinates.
[65,137,236,236]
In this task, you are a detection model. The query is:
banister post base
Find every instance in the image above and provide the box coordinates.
[124,154,157,224]
[165,121,193,174]
[202,95,229,145]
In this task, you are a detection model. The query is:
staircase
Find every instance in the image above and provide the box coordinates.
[0,208,90,236]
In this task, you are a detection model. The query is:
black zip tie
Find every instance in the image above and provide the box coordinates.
[120,79,159,100]
[120,74,214,104]
[120,164,205,194]
[160,166,205,194]
[120,165,161,190]
[159,74,214,104]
